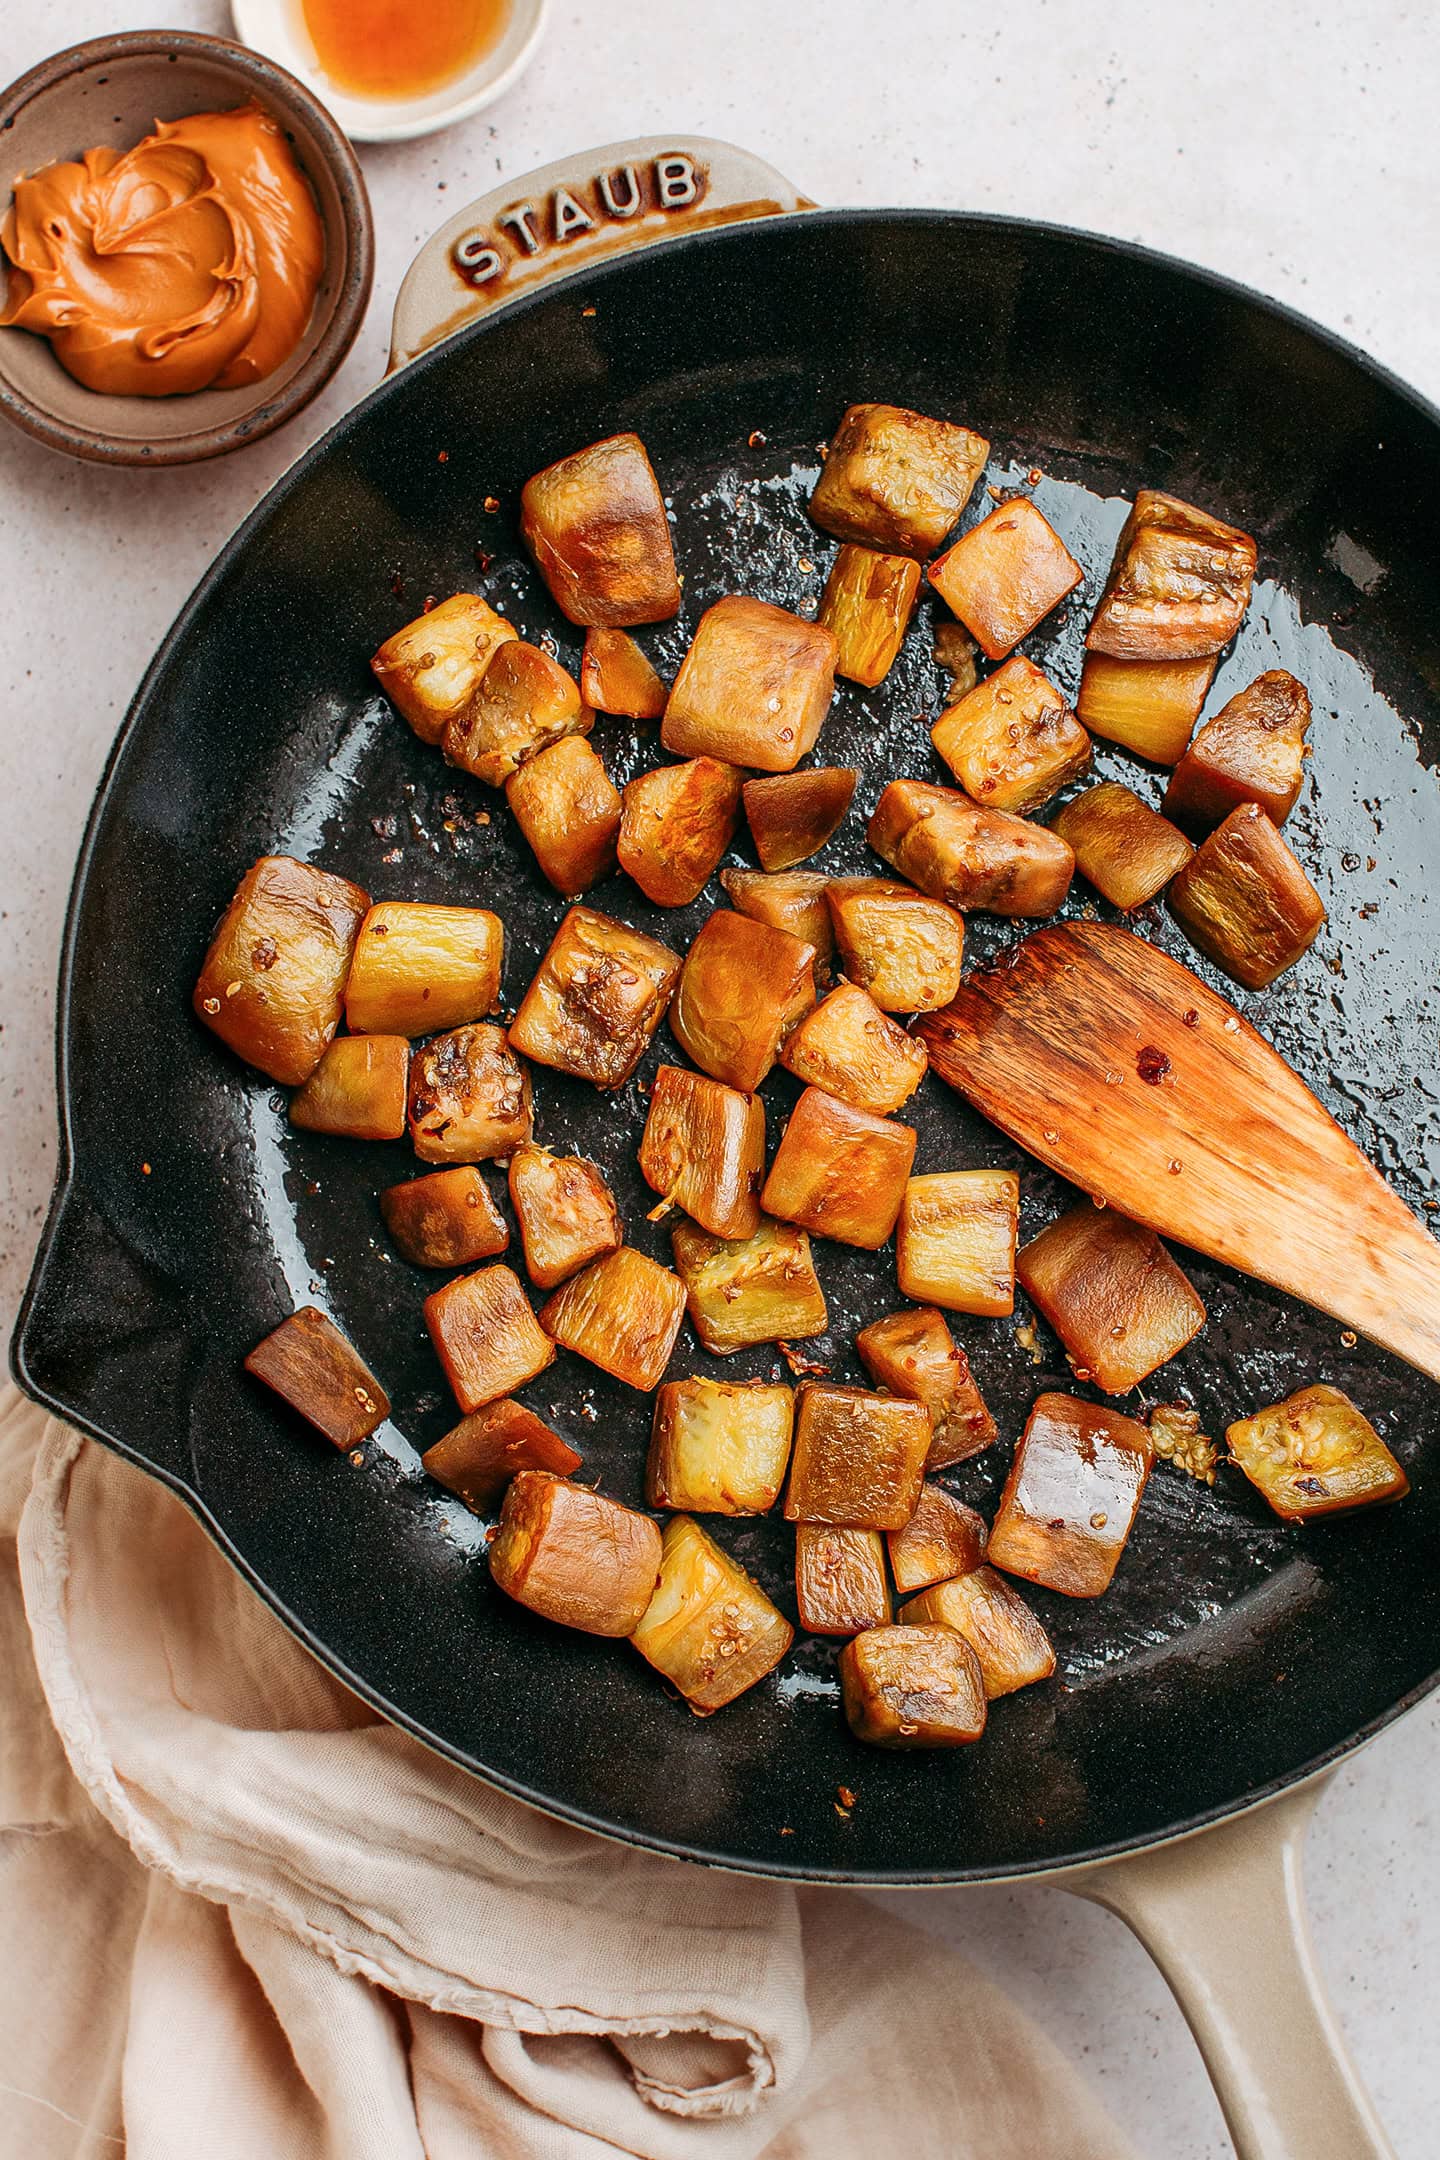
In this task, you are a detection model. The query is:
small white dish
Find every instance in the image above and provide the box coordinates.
[230,0,547,143]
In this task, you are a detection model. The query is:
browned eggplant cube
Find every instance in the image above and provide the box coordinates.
[662,595,837,772]
[931,655,1091,816]
[989,1392,1153,1597]
[720,868,836,980]
[670,908,816,1091]
[671,1217,828,1355]
[444,639,591,788]
[817,545,921,686]
[422,1400,581,1512]
[1087,490,1257,659]
[826,877,965,1013]
[763,1088,917,1251]
[886,1482,988,1595]
[1075,652,1217,765]
[425,1264,555,1412]
[810,403,990,557]
[795,1525,892,1635]
[289,1034,409,1140]
[784,1382,931,1530]
[509,906,682,1089]
[520,432,680,627]
[780,983,927,1116]
[638,1064,765,1240]
[408,1023,532,1163]
[647,1375,794,1514]
[507,1143,622,1290]
[244,1306,389,1448]
[897,1169,1019,1316]
[194,855,369,1086]
[1017,1200,1206,1393]
[345,902,504,1038]
[743,766,857,872]
[1168,802,1326,989]
[839,1624,987,1747]
[1163,669,1312,834]
[1051,782,1194,910]
[900,1568,1056,1698]
[856,1307,998,1469]
[490,1471,662,1635]
[381,1164,509,1267]
[371,591,516,746]
[618,756,743,907]
[580,626,667,719]
[868,778,1075,918]
[505,736,622,895]
[1227,1384,1408,1522]
[928,496,1083,660]
[539,1246,686,1392]
[631,1515,793,1711]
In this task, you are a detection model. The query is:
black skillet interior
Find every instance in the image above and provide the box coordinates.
[15,211,1440,1882]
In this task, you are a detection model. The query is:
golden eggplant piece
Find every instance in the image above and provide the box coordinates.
[661,595,837,772]
[505,737,622,896]
[380,1164,509,1267]
[670,908,816,1091]
[886,1482,988,1595]
[784,1381,931,1530]
[817,544,921,686]
[671,1216,828,1355]
[422,1400,581,1511]
[519,432,681,627]
[1168,802,1325,990]
[928,496,1083,660]
[809,403,990,558]
[580,626,667,719]
[719,868,837,981]
[743,766,857,872]
[1016,1199,1206,1393]
[647,1375,795,1514]
[795,1525,892,1635]
[931,656,1091,817]
[507,1143,622,1290]
[1075,652,1217,765]
[289,1034,409,1140]
[1163,669,1312,835]
[900,1568,1055,1698]
[1050,782,1194,911]
[618,756,743,907]
[1227,1385,1408,1521]
[491,1471,663,1635]
[194,855,369,1085]
[444,639,592,788]
[244,1306,389,1449]
[370,591,517,746]
[780,983,927,1116]
[933,618,981,698]
[407,1023,532,1164]
[897,1169,1019,1317]
[826,876,965,1013]
[638,1064,765,1240]
[839,1624,987,1747]
[762,1087,917,1252]
[424,1263,555,1412]
[345,902,504,1038]
[988,1392,1153,1598]
[1087,489,1257,659]
[869,777,1075,918]
[631,1515,793,1712]
[509,906,682,1089]
[538,1246,686,1392]
[855,1307,997,1469]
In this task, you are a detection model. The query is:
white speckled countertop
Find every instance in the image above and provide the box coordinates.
[2,4,1437,2153]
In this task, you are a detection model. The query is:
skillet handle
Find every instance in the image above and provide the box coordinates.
[1065,1776,1396,2160]
[387,136,815,370]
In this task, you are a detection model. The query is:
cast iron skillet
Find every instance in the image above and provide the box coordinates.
[13,202,1440,1900]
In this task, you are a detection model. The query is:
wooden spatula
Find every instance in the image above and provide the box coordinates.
[917,920,1440,1383]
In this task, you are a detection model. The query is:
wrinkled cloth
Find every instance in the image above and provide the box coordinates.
[0,1386,1130,2159]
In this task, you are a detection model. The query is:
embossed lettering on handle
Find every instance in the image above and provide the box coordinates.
[451,154,705,289]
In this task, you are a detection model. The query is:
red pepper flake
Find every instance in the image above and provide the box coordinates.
[836,1785,856,1809]
[1027,466,1043,485]
[777,1340,830,1377]
[779,1825,795,1837]
[475,810,491,826]
[1136,1045,1171,1085]
[437,450,449,463]
[475,548,493,571]
[1182,1008,1198,1028]
[422,594,438,613]
[483,495,501,514]
[389,570,406,597]
[581,303,597,318]
[251,936,278,971]
[748,429,767,447]
[141,1161,152,1176]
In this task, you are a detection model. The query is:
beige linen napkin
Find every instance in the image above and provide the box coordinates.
[0,1385,1130,2159]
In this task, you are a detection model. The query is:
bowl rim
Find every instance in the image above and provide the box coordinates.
[0,28,375,467]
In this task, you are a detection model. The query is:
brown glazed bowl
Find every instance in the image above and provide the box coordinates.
[0,30,374,465]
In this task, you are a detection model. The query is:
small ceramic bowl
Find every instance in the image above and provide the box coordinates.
[230,0,549,144]
[0,31,374,467]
